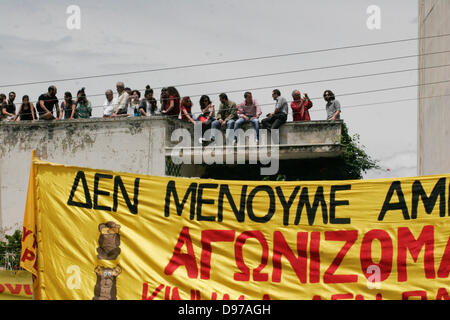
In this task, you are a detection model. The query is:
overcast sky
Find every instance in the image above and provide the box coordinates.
[0,0,420,179]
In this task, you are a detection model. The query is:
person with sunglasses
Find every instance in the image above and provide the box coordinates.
[261,89,288,131]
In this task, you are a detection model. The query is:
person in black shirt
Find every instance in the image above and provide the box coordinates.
[7,92,16,114]
[16,95,36,121]
[1,92,16,121]
[37,86,60,120]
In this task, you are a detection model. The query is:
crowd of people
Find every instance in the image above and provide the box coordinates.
[0,82,341,144]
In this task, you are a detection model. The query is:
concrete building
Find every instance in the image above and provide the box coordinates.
[0,117,343,233]
[418,0,450,175]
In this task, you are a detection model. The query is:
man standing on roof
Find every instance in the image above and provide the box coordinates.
[323,89,341,120]
[291,90,313,121]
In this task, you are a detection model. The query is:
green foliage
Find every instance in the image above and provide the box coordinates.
[256,122,379,181]
[202,122,378,181]
[339,122,380,179]
[0,230,22,269]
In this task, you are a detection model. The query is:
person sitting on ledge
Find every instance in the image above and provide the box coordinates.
[234,91,261,144]
[210,93,237,143]
[180,96,195,124]
[197,95,215,143]
[261,89,288,130]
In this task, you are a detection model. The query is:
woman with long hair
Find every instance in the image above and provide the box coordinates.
[198,95,215,122]
[161,86,180,119]
[160,88,168,112]
[16,95,36,121]
[197,95,215,143]
[130,90,141,116]
[180,96,195,124]
[60,91,76,119]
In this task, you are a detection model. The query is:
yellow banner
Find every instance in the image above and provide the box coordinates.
[21,156,450,300]
[0,270,32,300]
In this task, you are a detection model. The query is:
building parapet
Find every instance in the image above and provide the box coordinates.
[0,117,343,230]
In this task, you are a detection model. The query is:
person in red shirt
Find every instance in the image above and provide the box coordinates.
[161,86,181,119]
[290,90,313,121]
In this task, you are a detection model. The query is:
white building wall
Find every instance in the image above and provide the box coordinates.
[418,0,450,175]
[0,117,168,233]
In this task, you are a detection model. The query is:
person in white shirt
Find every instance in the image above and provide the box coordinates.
[112,82,129,117]
[103,90,115,118]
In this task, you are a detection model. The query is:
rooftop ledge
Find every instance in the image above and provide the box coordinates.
[166,144,343,161]
[0,117,344,161]
[164,119,344,160]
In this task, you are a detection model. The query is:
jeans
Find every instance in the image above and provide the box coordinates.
[211,119,236,141]
[234,117,259,141]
